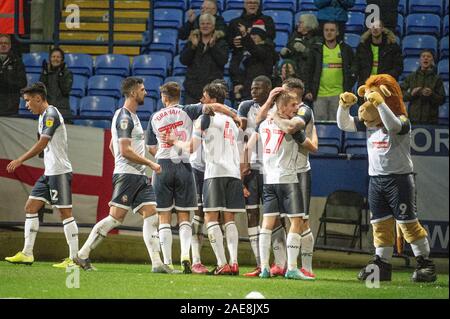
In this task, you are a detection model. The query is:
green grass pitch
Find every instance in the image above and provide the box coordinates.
[0,261,448,299]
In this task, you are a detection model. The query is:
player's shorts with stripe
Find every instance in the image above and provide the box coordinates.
[203,177,246,213]
[243,169,263,209]
[297,170,311,217]
[110,173,156,213]
[193,168,205,207]
[262,183,306,218]
[369,173,418,224]
[30,173,72,208]
[152,159,197,212]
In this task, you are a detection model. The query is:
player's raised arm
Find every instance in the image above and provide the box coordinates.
[255,87,284,125]
[7,136,50,173]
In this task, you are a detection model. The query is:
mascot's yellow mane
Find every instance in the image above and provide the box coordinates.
[364,74,407,116]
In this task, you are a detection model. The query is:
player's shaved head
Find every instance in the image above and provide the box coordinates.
[160,82,181,102]
[122,77,144,98]
[21,82,47,101]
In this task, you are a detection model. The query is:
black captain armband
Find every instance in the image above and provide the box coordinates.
[398,115,411,135]
[292,130,307,144]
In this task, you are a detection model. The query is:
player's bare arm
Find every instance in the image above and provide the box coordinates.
[205,103,242,128]
[273,112,305,135]
[119,138,161,174]
[6,136,50,173]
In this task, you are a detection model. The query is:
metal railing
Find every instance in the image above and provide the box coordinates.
[13,0,153,53]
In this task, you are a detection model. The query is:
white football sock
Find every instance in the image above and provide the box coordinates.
[191,215,203,264]
[179,221,192,262]
[287,232,301,271]
[207,222,227,267]
[23,214,39,256]
[225,221,239,265]
[410,237,430,258]
[63,217,79,259]
[272,225,287,268]
[248,226,261,267]
[259,228,272,270]
[78,215,121,259]
[300,229,314,272]
[158,223,172,265]
[375,247,394,262]
[143,214,163,267]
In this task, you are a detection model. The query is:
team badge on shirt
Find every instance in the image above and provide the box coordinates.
[46,117,54,128]
[120,119,129,130]
[298,108,306,116]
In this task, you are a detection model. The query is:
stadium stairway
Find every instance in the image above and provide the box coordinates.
[59,0,150,56]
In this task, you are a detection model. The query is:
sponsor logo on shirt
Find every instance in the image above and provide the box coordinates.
[46,117,54,128]
[372,141,389,148]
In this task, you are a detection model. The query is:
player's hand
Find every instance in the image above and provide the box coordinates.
[233,115,242,128]
[339,92,357,109]
[150,162,161,174]
[268,87,285,103]
[243,186,250,198]
[367,91,385,107]
[203,104,216,116]
[240,162,251,177]
[6,159,22,173]
[161,131,176,146]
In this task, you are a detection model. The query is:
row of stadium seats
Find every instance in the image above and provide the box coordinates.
[153,0,449,16]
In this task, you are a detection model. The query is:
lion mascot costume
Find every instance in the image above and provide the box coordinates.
[337,74,437,283]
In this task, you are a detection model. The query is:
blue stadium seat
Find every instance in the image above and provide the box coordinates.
[69,96,80,115]
[298,0,316,11]
[225,0,245,10]
[350,0,367,12]
[440,37,449,59]
[398,0,406,15]
[346,146,368,155]
[132,54,168,78]
[222,9,241,24]
[438,59,449,81]
[397,14,404,37]
[26,73,40,85]
[274,31,289,52]
[444,15,449,36]
[18,97,27,115]
[80,96,117,118]
[401,58,420,79]
[263,0,297,12]
[65,53,93,77]
[154,8,184,30]
[263,10,293,33]
[117,97,156,120]
[316,124,342,152]
[71,75,88,98]
[344,131,367,151]
[406,14,441,36]
[172,55,187,76]
[153,0,188,10]
[402,35,438,57]
[408,0,443,15]
[149,28,178,57]
[444,81,449,101]
[344,33,360,51]
[22,52,47,74]
[439,104,449,125]
[73,119,112,129]
[316,145,339,155]
[140,75,163,100]
[87,75,123,99]
[95,54,130,77]
[345,12,365,34]
[224,54,232,76]
[164,76,185,95]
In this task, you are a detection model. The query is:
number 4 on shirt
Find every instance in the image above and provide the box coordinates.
[224,121,235,145]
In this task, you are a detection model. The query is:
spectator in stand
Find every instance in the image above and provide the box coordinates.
[39,47,73,123]
[400,50,446,125]
[314,0,355,41]
[304,22,354,121]
[180,13,228,104]
[365,0,399,34]
[280,14,321,83]
[0,34,27,116]
[178,0,227,41]
[273,59,298,88]
[229,19,278,101]
[352,19,403,88]
[227,0,275,100]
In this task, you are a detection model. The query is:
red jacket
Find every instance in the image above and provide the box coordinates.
[0,0,24,34]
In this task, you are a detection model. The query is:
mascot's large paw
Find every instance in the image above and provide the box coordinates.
[339,92,357,109]
[367,91,385,107]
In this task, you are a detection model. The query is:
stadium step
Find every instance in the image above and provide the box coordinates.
[60,45,140,56]
[60,32,143,41]
[61,10,149,23]
[64,0,150,10]
[59,22,146,32]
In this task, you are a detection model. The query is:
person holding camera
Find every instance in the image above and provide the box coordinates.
[180,13,228,104]
[39,48,73,123]
[0,34,27,116]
